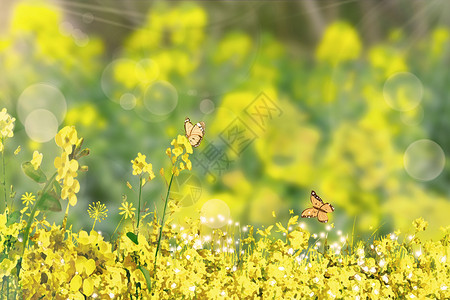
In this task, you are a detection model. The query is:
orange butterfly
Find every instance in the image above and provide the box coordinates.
[184,117,205,148]
[301,190,334,223]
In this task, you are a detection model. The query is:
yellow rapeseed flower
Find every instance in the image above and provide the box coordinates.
[54,152,78,182]
[31,150,43,170]
[119,201,136,220]
[55,126,79,154]
[21,192,35,206]
[131,152,155,181]
[0,108,15,152]
[413,217,428,232]
[87,201,108,223]
[61,179,80,206]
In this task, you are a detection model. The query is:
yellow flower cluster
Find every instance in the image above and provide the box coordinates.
[0,210,24,278]
[166,135,193,176]
[0,108,15,152]
[20,227,125,299]
[131,152,155,185]
[316,21,362,65]
[54,126,81,206]
[2,207,448,298]
[30,151,42,170]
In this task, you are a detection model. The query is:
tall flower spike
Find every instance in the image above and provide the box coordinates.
[0,108,15,152]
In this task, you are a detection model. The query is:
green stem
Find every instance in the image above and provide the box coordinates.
[91,219,97,232]
[153,172,174,275]
[136,176,142,232]
[2,141,7,214]
[20,172,57,258]
[111,216,124,241]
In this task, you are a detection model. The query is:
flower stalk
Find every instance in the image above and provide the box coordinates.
[2,141,7,214]
[21,171,58,256]
[153,172,174,274]
[137,176,143,231]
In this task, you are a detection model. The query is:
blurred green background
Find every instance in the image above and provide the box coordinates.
[1,0,449,240]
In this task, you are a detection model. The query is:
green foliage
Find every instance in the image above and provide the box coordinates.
[21,162,47,184]
[38,191,61,212]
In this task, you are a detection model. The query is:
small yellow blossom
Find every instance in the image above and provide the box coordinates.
[165,147,172,158]
[61,179,80,206]
[181,153,192,170]
[55,126,79,154]
[119,201,136,220]
[54,152,79,182]
[21,192,35,206]
[177,135,193,154]
[31,150,43,170]
[413,217,428,232]
[87,201,108,223]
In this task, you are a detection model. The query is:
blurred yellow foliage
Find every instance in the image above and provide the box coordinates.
[316,21,362,64]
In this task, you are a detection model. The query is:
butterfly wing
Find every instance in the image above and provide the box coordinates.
[188,134,203,148]
[301,207,318,219]
[184,118,194,136]
[310,190,324,209]
[320,203,335,213]
[317,211,329,223]
[184,118,205,148]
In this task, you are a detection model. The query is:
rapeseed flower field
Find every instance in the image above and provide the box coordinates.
[1,1,450,298]
[0,118,449,299]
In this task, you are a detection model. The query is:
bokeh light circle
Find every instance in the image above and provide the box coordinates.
[135,59,159,83]
[101,58,136,103]
[120,93,137,110]
[143,80,178,115]
[200,99,215,114]
[24,109,58,142]
[17,83,67,125]
[404,139,445,181]
[73,29,89,47]
[82,13,94,24]
[59,21,73,37]
[383,72,423,111]
[200,199,230,229]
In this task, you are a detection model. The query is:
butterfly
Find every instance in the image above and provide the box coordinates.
[184,117,205,148]
[301,190,334,223]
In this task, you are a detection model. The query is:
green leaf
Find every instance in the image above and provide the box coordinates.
[126,232,138,245]
[21,162,47,183]
[52,180,62,196]
[138,266,152,293]
[6,211,21,226]
[37,191,61,212]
